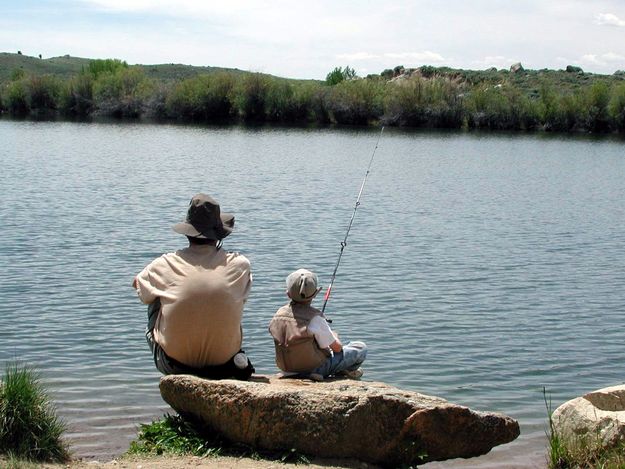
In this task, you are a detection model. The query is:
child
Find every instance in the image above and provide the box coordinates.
[269,268,367,380]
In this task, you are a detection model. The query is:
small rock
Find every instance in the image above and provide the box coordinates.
[552,384,625,451]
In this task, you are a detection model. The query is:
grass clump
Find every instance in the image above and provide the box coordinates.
[0,362,69,463]
[129,413,311,464]
[544,387,625,469]
[165,73,234,121]
[129,413,222,457]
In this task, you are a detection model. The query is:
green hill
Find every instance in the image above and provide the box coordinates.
[0,52,247,84]
[0,53,90,82]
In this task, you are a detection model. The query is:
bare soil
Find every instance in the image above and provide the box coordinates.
[36,454,374,469]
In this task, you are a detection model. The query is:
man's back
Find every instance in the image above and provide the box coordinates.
[136,244,251,367]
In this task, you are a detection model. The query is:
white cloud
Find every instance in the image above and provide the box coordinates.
[81,0,250,16]
[580,52,625,67]
[7,1,625,78]
[581,54,601,65]
[384,51,445,62]
[594,13,625,27]
[336,52,380,61]
[602,52,625,62]
[471,56,519,70]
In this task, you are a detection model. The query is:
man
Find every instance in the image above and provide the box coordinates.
[133,193,254,379]
[269,268,367,380]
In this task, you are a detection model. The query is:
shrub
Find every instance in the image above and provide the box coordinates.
[0,362,69,462]
[561,93,588,132]
[306,85,331,124]
[381,69,394,80]
[566,65,583,74]
[586,81,611,132]
[418,65,437,78]
[87,58,128,78]
[93,67,153,117]
[466,86,513,129]
[326,79,385,125]
[289,83,320,122]
[325,66,357,86]
[233,73,270,121]
[143,82,171,119]
[166,73,234,120]
[539,83,568,131]
[264,79,316,122]
[27,75,61,112]
[264,79,293,121]
[4,80,29,115]
[466,85,540,130]
[383,76,464,128]
[60,74,94,116]
[608,83,625,132]
[506,88,541,130]
[10,68,26,81]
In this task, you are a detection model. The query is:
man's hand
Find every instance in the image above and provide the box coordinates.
[132,277,138,289]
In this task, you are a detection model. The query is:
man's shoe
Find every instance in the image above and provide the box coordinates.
[339,368,363,380]
[308,373,324,381]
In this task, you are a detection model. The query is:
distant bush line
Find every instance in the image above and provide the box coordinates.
[2,59,625,133]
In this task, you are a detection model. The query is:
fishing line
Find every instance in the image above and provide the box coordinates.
[321,126,385,320]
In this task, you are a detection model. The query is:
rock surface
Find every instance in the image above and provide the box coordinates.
[510,62,524,73]
[160,375,519,466]
[552,384,625,450]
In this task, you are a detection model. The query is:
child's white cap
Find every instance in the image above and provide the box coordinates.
[286,269,322,303]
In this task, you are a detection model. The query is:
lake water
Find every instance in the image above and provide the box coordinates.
[1,119,624,467]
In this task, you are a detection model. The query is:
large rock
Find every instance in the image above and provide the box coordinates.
[510,62,524,73]
[160,375,519,466]
[552,384,625,450]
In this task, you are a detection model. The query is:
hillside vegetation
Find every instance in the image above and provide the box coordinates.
[1,52,625,133]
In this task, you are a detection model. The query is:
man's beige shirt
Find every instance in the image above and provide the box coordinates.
[135,244,252,367]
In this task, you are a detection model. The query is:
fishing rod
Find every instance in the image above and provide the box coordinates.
[321,126,385,319]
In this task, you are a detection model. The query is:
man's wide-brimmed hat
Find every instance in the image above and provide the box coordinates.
[286,269,322,303]
[172,193,234,240]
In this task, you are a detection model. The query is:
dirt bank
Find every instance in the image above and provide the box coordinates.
[36,454,372,469]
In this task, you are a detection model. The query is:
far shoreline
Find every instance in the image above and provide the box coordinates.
[2,54,625,136]
[2,114,625,143]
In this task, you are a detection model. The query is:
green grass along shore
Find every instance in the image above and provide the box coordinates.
[2,52,625,133]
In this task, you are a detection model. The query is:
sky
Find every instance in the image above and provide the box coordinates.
[2,0,625,80]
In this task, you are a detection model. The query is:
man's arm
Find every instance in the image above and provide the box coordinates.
[133,258,164,304]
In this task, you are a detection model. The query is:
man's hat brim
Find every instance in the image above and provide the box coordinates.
[172,212,234,239]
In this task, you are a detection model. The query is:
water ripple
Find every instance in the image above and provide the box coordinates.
[1,122,625,466]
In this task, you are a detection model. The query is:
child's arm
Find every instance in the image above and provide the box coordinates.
[309,316,343,353]
[329,339,343,353]
[329,330,343,353]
